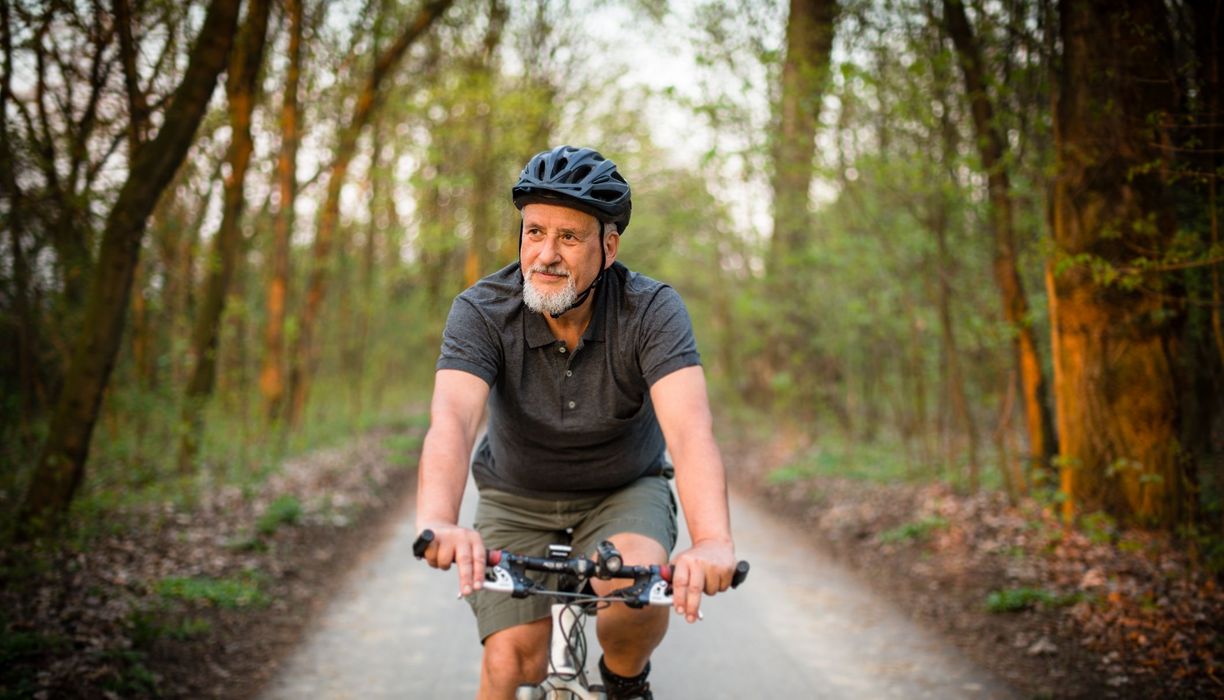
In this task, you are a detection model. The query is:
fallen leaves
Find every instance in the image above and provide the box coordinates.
[0,425,423,699]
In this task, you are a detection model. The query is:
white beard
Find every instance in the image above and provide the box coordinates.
[523,265,578,316]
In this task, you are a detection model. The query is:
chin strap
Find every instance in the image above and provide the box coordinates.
[547,224,607,319]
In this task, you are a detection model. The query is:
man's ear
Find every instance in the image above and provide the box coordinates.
[604,228,620,268]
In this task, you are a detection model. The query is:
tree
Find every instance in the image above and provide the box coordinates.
[1048,0,1189,526]
[18,0,243,533]
[941,0,1056,480]
[771,0,838,266]
[766,0,839,417]
[178,0,273,470]
[285,0,455,428]
[259,0,306,425]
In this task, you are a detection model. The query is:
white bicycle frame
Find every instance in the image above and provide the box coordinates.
[488,567,673,700]
[513,603,604,700]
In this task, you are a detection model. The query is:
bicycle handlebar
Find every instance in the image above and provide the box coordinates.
[412,529,750,599]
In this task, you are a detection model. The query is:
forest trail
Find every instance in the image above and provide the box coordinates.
[260,482,1016,699]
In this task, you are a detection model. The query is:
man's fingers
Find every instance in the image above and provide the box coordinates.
[472,540,486,591]
[436,540,455,571]
[683,564,705,623]
[455,544,474,595]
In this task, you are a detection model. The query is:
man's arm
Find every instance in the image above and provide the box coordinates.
[416,368,491,596]
[649,365,736,623]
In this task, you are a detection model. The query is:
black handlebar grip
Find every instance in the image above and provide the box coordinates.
[730,560,750,589]
[412,529,435,559]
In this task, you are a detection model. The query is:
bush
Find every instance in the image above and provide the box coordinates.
[256,495,303,536]
[155,575,269,609]
[985,587,1082,613]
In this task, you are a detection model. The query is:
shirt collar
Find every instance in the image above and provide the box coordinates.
[521,268,611,348]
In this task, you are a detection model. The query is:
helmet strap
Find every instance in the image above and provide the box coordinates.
[550,226,606,319]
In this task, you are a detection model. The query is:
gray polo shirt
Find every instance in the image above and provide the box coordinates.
[437,260,701,499]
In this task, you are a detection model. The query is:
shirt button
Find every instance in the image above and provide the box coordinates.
[565,370,573,377]
[559,346,567,354]
[568,401,576,409]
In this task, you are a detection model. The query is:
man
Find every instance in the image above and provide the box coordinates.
[415,145,736,700]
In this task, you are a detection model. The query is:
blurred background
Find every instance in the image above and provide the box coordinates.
[1,0,1221,549]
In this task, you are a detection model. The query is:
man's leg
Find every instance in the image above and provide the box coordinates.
[479,618,551,699]
[591,532,670,677]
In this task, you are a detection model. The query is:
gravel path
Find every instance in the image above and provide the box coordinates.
[261,481,1017,699]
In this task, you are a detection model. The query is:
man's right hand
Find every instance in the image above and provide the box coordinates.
[415,523,487,597]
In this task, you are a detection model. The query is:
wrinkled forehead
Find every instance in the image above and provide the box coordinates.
[521,202,601,233]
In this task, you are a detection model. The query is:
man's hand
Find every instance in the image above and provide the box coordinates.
[669,539,736,623]
[416,523,487,597]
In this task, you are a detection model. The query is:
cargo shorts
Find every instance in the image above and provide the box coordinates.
[466,475,678,642]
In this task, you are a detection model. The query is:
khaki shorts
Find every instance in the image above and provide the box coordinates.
[467,475,678,642]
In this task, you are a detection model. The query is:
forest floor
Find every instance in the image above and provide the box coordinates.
[724,424,1224,699]
[1,419,1221,699]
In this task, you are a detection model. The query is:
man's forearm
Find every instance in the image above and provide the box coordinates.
[672,434,733,545]
[415,419,477,528]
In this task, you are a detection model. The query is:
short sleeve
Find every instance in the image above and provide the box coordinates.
[638,286,701,386]
[436,296,501,385]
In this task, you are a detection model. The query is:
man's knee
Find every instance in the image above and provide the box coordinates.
[482,620,550,687]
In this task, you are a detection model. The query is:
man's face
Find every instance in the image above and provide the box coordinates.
[520,203,616,316]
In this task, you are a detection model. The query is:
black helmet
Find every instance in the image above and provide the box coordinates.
[512,145,632,233]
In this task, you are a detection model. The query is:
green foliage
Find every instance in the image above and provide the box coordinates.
[765,434,919,486]
[984,587,1082,614]
[1080,511,1117,545]
[383,433,425,467]
[0,621,69,699]
[130,609,212,648]
[878,516,949,544]
[155,574,269,609]
[97,648,159,696]
[256,495,303,536]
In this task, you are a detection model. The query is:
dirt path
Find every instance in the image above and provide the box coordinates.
[260,483,1016,699]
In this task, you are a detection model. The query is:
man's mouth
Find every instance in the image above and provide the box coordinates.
[531,268,569,282]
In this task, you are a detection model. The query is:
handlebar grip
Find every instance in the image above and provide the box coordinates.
[731,561,750,589]
[412,529,435,559]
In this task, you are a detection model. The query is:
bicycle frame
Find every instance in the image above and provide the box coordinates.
[512,602,604,700]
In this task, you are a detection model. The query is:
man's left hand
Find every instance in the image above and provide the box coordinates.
[669,539,736,623]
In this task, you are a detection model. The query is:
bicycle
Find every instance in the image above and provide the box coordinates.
[413,529,749,700]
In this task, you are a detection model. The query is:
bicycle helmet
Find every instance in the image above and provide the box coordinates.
[512,145,632,233]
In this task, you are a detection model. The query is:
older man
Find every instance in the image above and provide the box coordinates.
[415,145,736,700]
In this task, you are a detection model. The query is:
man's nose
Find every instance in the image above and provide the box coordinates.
[539,234,562,262]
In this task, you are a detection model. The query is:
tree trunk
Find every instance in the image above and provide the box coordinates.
[1,0,39,421]
[286,0,454,428]
[770,0,838,265]
[18,0,242,534]
[932,200,980,491]
[941,0,1057,476]
[259,0,304,425]
[1049,0,1187,526]
[465,0,508,287]
[177,0,272,472]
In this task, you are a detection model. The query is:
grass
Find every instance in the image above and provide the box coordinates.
[878,515,949,544]
[256,495,303,536]
[130,609,213,648]
[96,648,158,696]
[384,433,425,467]
[985,587,1084,613]
[155,574,269,609]
[765,434,915,486]
[0,623,70,699]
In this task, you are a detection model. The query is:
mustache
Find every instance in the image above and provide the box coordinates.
[529,264,569,277]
